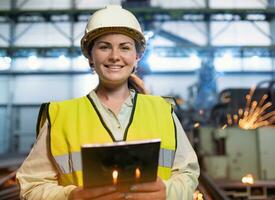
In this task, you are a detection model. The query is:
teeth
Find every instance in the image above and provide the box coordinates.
[106,65,122,69]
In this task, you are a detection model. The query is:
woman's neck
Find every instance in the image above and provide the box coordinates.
[95,84,131,115]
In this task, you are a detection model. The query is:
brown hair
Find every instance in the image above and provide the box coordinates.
[128,73,148,94]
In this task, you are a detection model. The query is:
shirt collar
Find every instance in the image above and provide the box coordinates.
[88,89,136,107]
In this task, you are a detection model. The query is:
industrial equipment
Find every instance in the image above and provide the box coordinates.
[196,80,275,199]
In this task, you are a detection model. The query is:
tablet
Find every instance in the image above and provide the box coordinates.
[81,139,160,188]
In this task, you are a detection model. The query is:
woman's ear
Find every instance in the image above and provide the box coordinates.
[89,60,94,67]
[134,54,140,67]
[88,55,94,68]
[132,59,139,73]
[88,59,95,75]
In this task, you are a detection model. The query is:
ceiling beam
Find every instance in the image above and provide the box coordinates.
[0,8,275,23]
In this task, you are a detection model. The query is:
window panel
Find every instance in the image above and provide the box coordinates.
[211,21,271,46]
[210,0,267,8]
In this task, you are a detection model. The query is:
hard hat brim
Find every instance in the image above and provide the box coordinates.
[81,27,146,58]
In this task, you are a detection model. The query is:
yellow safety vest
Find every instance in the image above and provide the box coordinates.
[46,93,176,186]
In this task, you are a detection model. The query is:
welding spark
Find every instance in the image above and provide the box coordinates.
[222,124,227,129]
[242,174,254,184]
[225,86,275,130]
[193,190,204,200]
[194,123,200,128]
[112,170,118,185]
[135,167,141,179]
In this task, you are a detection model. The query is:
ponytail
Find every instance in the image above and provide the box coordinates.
[128,73,148,94]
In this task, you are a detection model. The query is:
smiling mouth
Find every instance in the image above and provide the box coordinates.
[104,65,124,69]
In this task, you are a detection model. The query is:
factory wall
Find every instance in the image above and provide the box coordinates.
[0,72,273,154]
[145,73,273,100]
[0,74,99,154]
[1,73,272,108]
[0,0,274,154]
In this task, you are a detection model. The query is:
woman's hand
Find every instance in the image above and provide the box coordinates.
[125,177,166,200]
[69,185,125,200]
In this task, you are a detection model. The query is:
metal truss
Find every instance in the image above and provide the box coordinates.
[1,7,275,23]
[0,1,275,58]
[153,45,275,57]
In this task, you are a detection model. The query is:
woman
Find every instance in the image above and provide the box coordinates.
[16,5,199,200]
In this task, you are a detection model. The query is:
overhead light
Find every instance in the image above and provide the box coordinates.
[246,14,265,21]
[222,52,233,62]
[75,55,88,69]
[214,51,237,71]
[189,54,201,66]
[0,56,11,70]
[217,52,233,68]
[147,53,159,68]
[250,55,260,63]
[148,53,200,72]
[57,55,70,69]
[144,31,154,41]
[27,55,41,70]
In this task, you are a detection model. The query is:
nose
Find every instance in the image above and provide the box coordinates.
[108,48,120,62]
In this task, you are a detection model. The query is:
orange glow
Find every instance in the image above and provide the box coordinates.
[225,86,275,130]
[112,170,118,184]
[222,124,227,129]
[241,174,254,184]
[227,114,233,125]
[238,108,244,117]
[194,123,200,128]
[233,114,239,124]
[135,167,141,179]
[193,190,204,200]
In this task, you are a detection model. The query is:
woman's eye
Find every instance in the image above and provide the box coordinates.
[99,45,109,49]
[121,46,130,50]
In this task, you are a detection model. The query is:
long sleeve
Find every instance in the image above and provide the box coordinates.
[164,113,200,200]
[16,120,77,200]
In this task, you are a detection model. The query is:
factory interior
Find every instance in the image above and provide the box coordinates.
[0,0,275,199]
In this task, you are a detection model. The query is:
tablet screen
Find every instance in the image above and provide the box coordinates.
[81,139,160,188]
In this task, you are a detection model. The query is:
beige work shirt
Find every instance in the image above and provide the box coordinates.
[16,90,200,200]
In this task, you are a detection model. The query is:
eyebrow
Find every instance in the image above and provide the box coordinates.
[95,41,135,46]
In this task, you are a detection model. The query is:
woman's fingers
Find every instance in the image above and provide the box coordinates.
[69,185,123,200]
[123,177,166,200]
[124,191,166,200]
[94,192,125,200]
[130,177,165,192]
[70,177,166,200]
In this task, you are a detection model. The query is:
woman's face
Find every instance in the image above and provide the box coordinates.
[89,33,139,87]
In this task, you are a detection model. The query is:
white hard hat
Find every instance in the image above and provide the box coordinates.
[81,5,146,58]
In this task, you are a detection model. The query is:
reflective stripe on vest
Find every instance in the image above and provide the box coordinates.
[49,94,176,186]
[54,148,175,174]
